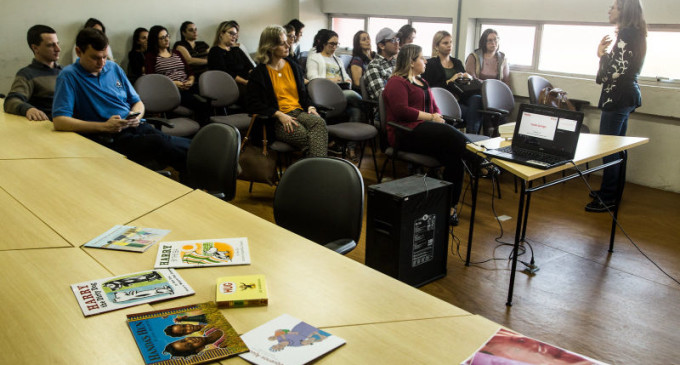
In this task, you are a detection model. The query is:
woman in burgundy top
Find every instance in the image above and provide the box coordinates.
[382,44,467,225]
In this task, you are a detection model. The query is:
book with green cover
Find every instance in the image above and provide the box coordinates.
[127,302,248,365]
[216,274,268,308]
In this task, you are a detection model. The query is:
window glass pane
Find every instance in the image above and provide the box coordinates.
[368,17,407,51]
[642,31,680,80]
[331,17,365,51]
[480,23,536,67]
[412,22,453,58]
[539,24,614,75]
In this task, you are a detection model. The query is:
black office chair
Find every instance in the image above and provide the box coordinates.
[527,75,590,111]
[273,157,364,255]
[307,78,379,174]
[430,87,465,128]
[134,74,201,137]
[480,79,515,137]
[198,70,251,134]
[186,123,241,201]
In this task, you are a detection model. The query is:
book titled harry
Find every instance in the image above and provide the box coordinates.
[82,225,170,252]
[239,314,345,365]
[154,237,250,269]
[127,302,248,365]
[461,328,609,365]
[216,274,268,308]
[70,269,194,316]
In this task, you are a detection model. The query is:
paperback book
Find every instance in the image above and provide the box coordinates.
[216,274,268,308]
[461,328,608,365]
[239,314,345,365]
[70,269,194,316]
[127,302,248,365]
[82,225,170,252]
[154,237,250,269]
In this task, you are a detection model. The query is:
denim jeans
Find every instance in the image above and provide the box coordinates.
[460,94,483,134]
[598,105,636,201]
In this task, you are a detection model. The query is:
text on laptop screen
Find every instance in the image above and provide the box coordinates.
[518,112,558,140]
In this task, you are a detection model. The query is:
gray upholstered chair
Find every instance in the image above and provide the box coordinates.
[480,79,516,137]
[527,75,590,111]
[273,157,363,255]
[198,70,251,134]
[134,74,201,137]
[186,123,241,201]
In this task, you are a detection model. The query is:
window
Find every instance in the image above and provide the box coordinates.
[331,17,365,50]
[479,23,536,67]
[643,30,680,80]
[367,17,407,50]
[539,24,614,75]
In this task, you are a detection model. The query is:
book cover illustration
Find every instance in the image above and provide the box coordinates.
[216,274,268,308]
[239,314,345,365]
[461,328,608,365]
[154,237,250,269]
[82,225,170,252]
[127,302,248,365]
[70,269,194,316]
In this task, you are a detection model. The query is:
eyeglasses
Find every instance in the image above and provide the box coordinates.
[383,37,400,44]
[159,35,170,40]
[287,34,297,41]
[226,31,238,37]
[327,42,339,47]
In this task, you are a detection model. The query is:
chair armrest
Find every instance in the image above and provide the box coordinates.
[386,121,414,133]
[486,107,509,115]
[442,115,465,129]
[145,117,174,129]
[478,109,502,118]
[323,239,356,255]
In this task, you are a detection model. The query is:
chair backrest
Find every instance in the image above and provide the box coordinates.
[527,75,552,104]
[199,70,239,108]
[430,87,462,119]
[307,78,347,120]
[481,79,515,113]
[273,157,364,250]
[338,53,353,71]
[360,75,370,100]
[134,74,181,113]
[187,123,241,201]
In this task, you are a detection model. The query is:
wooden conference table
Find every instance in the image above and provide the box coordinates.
[466,133,649,306]
[0,109,503,364]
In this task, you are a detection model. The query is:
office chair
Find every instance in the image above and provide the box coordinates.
[307,78,379,175]
[527,75,590,111]
[198,70,251,134]
[430,87,465,129]
[480,79,515,137]
[134,74,201,137]
[186,123,241,201]
[273,157,364,255]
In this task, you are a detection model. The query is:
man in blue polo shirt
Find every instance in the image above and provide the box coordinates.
[53,28,189,176]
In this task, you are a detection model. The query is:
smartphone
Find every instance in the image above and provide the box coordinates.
[125,111,141,120]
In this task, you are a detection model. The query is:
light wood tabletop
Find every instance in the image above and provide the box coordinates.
[0,111,122,160]
[0,157,192,246]
[0,247,153,365]
[468,133,649,181]
[84,190,470,333]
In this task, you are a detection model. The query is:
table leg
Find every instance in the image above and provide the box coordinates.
[507,179,527,306]
[466,157,481,266]
[520,181,533,242]
[609,150,627,252]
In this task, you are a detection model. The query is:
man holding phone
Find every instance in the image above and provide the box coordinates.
[53,28,189,176]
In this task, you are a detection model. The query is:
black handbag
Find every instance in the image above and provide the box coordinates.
[238,115,278,185]
[449,77,482,101]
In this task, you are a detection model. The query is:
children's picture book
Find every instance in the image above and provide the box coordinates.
[154,237,250,269]
[461,328,608,365]
[127,302,249,365]
[239,314,345,365]
[216,274,268,308]
[83,225,170,252]
[70,269,194,317]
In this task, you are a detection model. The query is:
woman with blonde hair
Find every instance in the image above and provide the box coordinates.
[382,44,467,225]
[586,0,647,212]
[422,30,483,134]
[208,20,254,105]
[246,25,328,157]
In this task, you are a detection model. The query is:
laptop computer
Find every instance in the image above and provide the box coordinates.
[482,103,584,169]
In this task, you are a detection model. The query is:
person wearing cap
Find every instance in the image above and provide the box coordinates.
[364,27,400,102]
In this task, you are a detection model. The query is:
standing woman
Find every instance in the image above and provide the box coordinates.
[348,30,375,93]
[246,25,328,157]
[173,21,209,76]
[422,30,483,134]
[208,20,254,105]
[586,0,647,212]
[382,44,467,225]
[127,27,148,84]
[465,29,510,85]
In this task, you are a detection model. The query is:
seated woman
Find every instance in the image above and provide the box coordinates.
[465,28,510,85]
[72,18,114,62]
[348,30,375,93]
[382,44,467,225]
[246,25,328,158]
[173,21,209,76]
[208,20,254,105]
[127,27,148,84]
[145,25,206,122]
[306,29,361,123]
[422,30,483,134]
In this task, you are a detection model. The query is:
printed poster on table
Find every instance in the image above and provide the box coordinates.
[154,237,250,269]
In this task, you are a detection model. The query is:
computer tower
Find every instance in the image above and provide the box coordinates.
[365,175,452,287]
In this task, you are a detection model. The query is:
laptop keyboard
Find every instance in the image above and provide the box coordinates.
[496,146,565,165]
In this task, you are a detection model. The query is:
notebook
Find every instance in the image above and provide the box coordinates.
[482,103,584,169]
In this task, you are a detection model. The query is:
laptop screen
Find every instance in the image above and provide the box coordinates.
[512,104,584,159]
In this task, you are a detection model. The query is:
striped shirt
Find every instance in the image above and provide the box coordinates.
[154,52,188,82]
